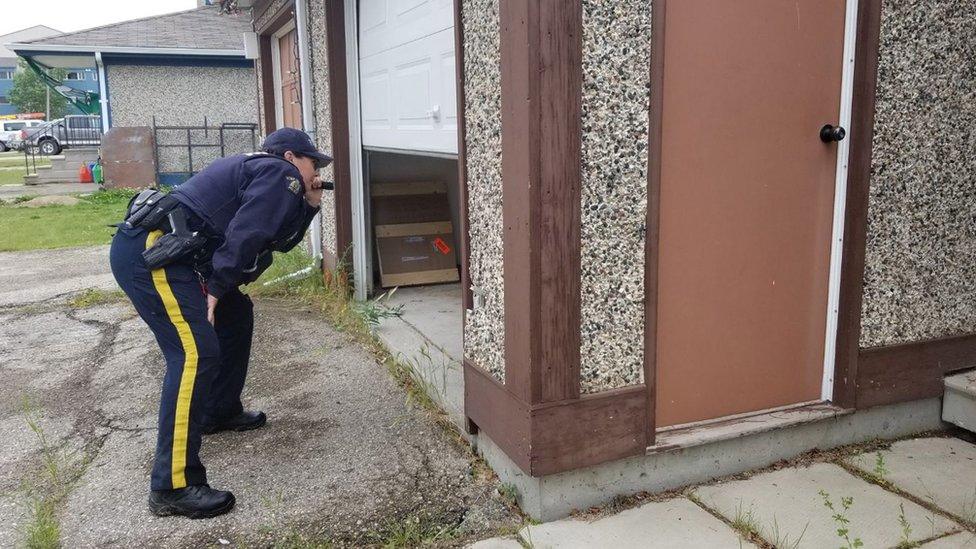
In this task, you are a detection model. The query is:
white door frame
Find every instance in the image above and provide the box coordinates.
[345,0,371,301]
[270,19,297,131]
[821,0,860,402]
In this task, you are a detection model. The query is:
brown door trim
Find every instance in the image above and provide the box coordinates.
[642,0,667,445]
[453,0,473,311]
[256,3,298,135]
[324,0,354,272]
[831,0,883,409]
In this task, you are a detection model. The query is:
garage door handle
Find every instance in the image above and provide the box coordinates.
[820,124,846,143]
[427,105,441,121]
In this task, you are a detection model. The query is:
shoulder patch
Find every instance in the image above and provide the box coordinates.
[286,176,302,195]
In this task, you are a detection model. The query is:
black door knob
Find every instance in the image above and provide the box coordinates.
[820,124,847,143]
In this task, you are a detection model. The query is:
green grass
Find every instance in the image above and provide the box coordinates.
[67,287,126,308]
[0,166,28,185]
[0,188,135,251]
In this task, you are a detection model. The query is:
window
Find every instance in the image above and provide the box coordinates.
[65,71,84,81]
[3,122,26,131]
[91,72,98,81]
[0,70,13,80]
[0,96,9,105]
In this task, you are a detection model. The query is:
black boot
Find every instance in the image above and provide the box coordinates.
[204,410,267,434]
[148,484,235,519]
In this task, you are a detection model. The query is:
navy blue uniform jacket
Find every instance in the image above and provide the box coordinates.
[172,153,319,299]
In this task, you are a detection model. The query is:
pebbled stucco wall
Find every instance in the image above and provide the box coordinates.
[305,0,339,259]
[460,0,505,382]
[859,0,976,348]
[578,0,652,393]
[107,64,258,173]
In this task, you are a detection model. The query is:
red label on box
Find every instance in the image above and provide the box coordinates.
[433,237,452,255]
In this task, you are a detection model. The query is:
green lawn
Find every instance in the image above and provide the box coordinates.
[0,152,52,185]
[0,168,27,185]
[0,189,135,251]
[0,153,50,169]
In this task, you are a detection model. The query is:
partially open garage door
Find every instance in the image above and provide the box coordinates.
[358,0,457,155]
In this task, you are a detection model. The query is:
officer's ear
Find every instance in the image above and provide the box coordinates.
[282,151,296,162]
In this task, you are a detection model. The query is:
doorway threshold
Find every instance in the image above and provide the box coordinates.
[647,401,852,455]
[373,283,466,429]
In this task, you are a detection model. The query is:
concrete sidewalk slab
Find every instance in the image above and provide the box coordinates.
[848,437,976,523]
[694,462,959,548]
[519,497,751,548]
[923,532,976,548]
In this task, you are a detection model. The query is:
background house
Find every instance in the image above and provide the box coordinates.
[7,5,260,183]
[0,26,98,117]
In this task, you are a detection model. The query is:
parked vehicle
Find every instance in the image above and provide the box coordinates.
[0,119,45,152]
[21,115,102,156]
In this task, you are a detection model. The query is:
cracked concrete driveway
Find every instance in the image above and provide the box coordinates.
[0,246,517,548]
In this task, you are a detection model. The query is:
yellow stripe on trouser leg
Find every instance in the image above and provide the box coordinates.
[146,230,199,489]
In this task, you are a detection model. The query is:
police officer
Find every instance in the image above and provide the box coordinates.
[109,128,331,519]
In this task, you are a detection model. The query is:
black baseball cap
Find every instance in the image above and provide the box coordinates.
[261,127,333,167]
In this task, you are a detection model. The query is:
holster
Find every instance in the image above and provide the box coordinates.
[123,191,208,270]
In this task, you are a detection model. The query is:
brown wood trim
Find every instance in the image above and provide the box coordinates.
[259,34,277,135]
[464,360,532,472]
[465,360,647,476]
[256,0,296,35]
[500,0,539,401]
[499,0,583,403]
[832,0,883,409]
[537,0,583,402]
[531,386,647,475]
[856,334,976,409]
[453,0,473,312]
[256,2,297,135]
[326,0,353,272]
[643,0,667,445]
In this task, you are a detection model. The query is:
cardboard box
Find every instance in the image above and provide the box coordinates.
[375,223,458,287]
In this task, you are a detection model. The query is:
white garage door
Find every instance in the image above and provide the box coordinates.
[358,0,457,155]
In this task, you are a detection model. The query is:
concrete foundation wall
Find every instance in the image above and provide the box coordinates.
[860,0,976,348]
[477,398,944,521]
[460,0,505,382]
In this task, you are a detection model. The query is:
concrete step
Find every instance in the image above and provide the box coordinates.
[942,370,976,432]
[62,147,100,161]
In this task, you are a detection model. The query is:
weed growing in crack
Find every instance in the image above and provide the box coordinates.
[497,484,519,508]
[894,503,919,549]
[819,489,863,549]
[873,452,890,481]
[730,499,763,539]
[17,397,92,549]
[356,288,404,328]
[767,516,806,549]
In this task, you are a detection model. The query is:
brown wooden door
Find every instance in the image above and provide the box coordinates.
[278,28,302,129]
[656,0,848,427]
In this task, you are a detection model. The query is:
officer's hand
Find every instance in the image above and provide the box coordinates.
[207,294,218,325]
[305,177,324,208]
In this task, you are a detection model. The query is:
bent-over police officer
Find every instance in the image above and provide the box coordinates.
[109,128,331,519]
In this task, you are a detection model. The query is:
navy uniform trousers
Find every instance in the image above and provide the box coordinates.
[110,226,254,491]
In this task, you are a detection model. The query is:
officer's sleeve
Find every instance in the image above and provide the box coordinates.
[207,162,305,299]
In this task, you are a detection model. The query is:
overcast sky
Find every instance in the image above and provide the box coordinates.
[1,1,199,37]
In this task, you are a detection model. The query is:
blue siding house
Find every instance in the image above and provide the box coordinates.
[0,26,99,117]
